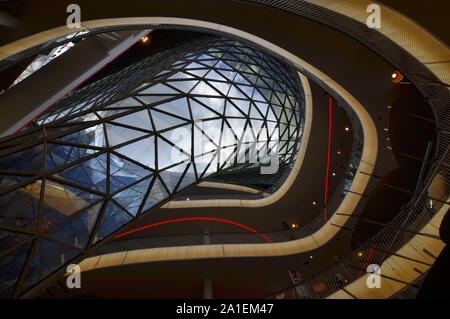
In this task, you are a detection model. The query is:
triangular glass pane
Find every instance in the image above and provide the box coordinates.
[47,143,97,171]
[47,202,102,249]
[110,153,153,193]
[115,136,155,169]
[225,101,246,117]
[136,95,175,105]
[195,97,225,115]
[284,96,293,109]
[139,83,179,95]
[160,125,192,155]
[234,73,250,85]
[253,89,266,102]
[157,137,189,170]
[231,99,250,115]
[275,91,286,104]
[0,241,32,298]
[258,87,272,101]
[207,81,230,95]
[130,82,149,94]
[198,59,217,67]
[186,69,209,78]
[193,152,216,178]
[0,181,40,231]
[255,77,270,89]
[22,238,80,293]
[193,125,217,156]
[272,105,283,119]
[175,164,197,192]
[280,111,288,124]
[197,53,214,60]
[237,84,254,99]
[221,123,237,147]
[227,85,246,99]
[153,97,190,120]
[209,52,224,59]
[159,163,188,194]
[267,108,277,122]
[167,80,198,93]
[0,144,44,172]
[240,124,257,144]
[215,61,233,70]
[267,122,278,138]
[96,109,131,119]
[198,119,223,143]
[93,201,132,244]
[243,73,257,85]
[112,176,152,216]
[105,123,147,147]
[111,110,153,131]
[205,70,226,81]
[250,119,264,137]
[258,125,269,142]
[271,94,281,106]
[185,62,205,69]
[218,69,237,81]
[167,72,194,80]
[105,97,142,108]
[65,112,99,123]
[140,177,168,213]
[227,118,247,140]
[255,102,269,118]
[191,81,221,96]
[40,180,103,230]
[190,99,220,120]
[55,153,107,193]
[249,104,263,119]
[151,110,187,131]
[219,146,236,168]
[0,229,31,254]
[56,125,106,148]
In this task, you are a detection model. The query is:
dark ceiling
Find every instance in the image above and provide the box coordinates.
[0,0,444,298]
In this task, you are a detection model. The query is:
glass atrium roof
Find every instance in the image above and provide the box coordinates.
[0,32,305,297]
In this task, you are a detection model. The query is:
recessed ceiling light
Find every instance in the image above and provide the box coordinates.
[391,70,403,83]
[332,172,336,176]
[345,127,350,131]
[312,201,316,206]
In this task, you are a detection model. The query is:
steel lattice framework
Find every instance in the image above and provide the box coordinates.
[0,33,305,298]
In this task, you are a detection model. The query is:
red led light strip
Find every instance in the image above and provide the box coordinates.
[356,248,375,279]
[114,217,273,243]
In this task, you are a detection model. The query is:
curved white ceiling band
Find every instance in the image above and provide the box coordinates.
[195,181,263,195]
[10,18,376,273]
[305,0,450,85]
[328,180,449,299]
